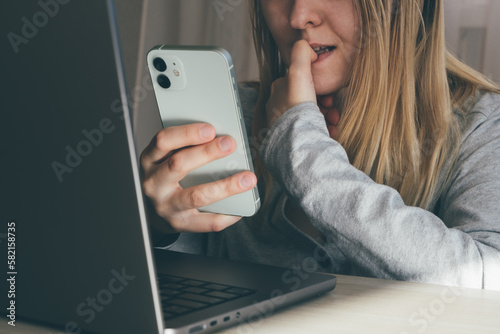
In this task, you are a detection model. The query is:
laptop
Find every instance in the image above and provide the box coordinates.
[0,1,336,333]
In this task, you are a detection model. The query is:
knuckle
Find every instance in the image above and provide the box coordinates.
[187,190,208,208]
[139,151,149,169]
[154,127,180,153]
[152,201,166,217]
[208,218,226,233]
[166,153,185,173]
[270,78,283,90]
[142,177,156,198]
[204,140,219,158]
[148,192,177,222]
[154,129,170,151]
[213,179,231,198]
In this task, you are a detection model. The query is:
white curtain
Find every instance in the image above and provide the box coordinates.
[444,0,500,83]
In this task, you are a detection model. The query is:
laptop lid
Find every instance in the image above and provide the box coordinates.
[1,1,337,333]
[1,0,163,332]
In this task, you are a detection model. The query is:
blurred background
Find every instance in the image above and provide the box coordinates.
[113,0,500,152]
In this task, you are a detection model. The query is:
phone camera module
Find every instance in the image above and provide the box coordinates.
[153,57,167,72]
[157,74,171,89]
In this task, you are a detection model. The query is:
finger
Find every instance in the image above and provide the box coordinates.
[287,40,318,106]
[289,40,318,71]
[173,171,257,212]
[153,136,237,183]
[141,123,216,168]
[323,108,340,140]
[325,108,340,126]
[169,211,243,233]
[327,124,339,141]
[318,94,334,109]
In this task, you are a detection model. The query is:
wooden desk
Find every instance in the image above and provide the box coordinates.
[2,275,500,334]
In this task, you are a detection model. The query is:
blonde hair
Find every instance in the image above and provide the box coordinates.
[250,0,500,209]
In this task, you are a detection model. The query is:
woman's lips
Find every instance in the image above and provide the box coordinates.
[311,45,337,63]
[312,45,336,55]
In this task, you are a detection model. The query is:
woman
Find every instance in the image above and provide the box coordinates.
[140,0,500,289]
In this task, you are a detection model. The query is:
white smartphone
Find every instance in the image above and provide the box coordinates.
[147,45,260,217]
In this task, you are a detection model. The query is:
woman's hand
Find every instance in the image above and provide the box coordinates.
[266,40,341,140]
[266,40,318,128]
[140,123,257,235]
[318,94,341,140]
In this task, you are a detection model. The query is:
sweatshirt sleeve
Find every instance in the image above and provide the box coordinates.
[260,99,500,290]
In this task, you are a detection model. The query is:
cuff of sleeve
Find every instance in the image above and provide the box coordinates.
[260,102,326,166]
[154,233,180,249]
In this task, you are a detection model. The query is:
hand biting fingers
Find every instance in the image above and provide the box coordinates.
[287,40,318,106]
[289,40,318,74]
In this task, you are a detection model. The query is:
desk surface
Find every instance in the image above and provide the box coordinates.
[2,274,500,334]
[220,275,500,334]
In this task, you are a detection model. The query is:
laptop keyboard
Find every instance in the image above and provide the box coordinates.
[158,274,255,320]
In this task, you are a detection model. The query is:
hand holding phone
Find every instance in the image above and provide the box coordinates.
[144,45,260,218]
[140,122,257,234]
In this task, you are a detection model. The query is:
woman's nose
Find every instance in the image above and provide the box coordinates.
[289,0,322,30]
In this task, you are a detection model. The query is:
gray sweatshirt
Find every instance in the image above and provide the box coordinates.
[167,85,500,290]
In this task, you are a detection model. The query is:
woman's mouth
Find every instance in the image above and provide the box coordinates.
[312,46,336,56]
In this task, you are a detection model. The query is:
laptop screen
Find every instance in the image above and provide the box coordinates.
[1,1,162,332]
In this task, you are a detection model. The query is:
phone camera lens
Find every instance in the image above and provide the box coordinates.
[157,74,171,89]
[153,57,167,72]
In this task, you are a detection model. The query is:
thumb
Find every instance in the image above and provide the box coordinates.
[287,40,318,106]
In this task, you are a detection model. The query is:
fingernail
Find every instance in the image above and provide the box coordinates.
[219,137,233,152]
[240,175,255,189]
[199,125,214,139]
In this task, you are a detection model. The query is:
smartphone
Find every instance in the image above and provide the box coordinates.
[146,45,260,217]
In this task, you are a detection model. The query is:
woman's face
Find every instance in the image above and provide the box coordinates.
[261,0,361,96]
